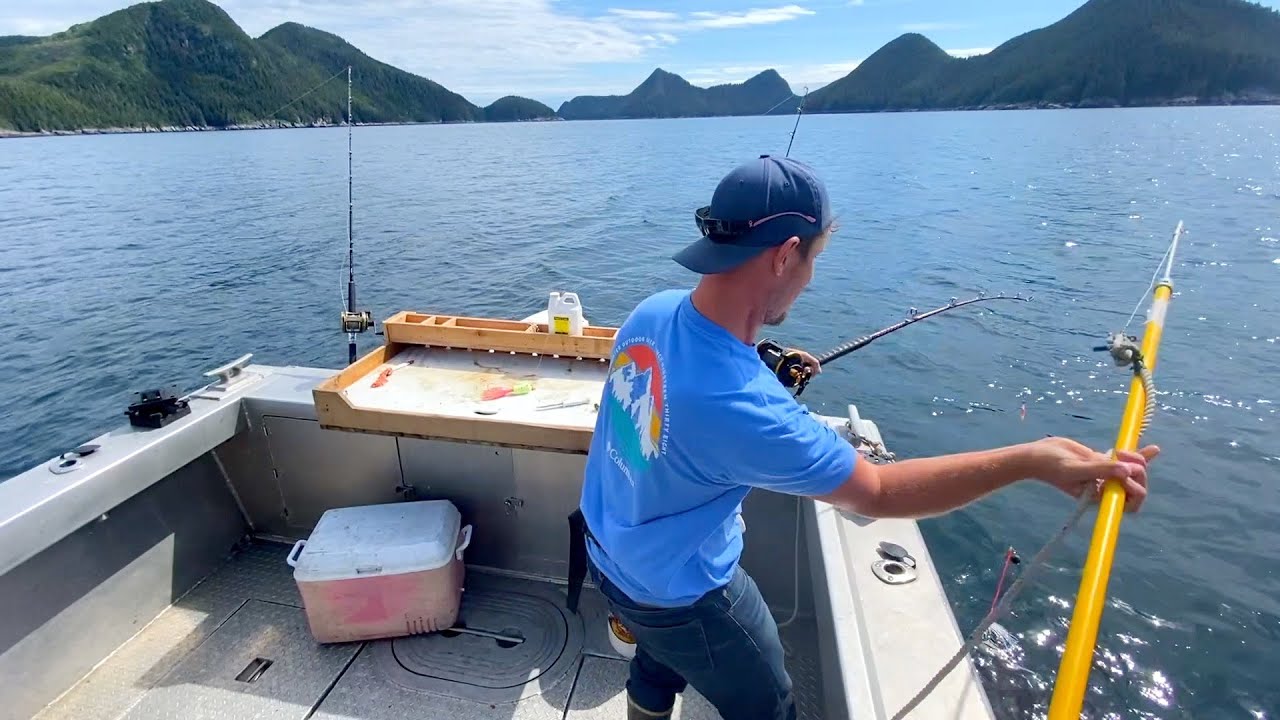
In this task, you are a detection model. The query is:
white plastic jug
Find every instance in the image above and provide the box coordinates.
[548,291,585,335]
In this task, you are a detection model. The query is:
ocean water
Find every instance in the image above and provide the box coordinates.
[1,107,1277,718]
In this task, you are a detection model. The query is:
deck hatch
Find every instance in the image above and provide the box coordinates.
[390,591,566,689]
[371,587,584,704]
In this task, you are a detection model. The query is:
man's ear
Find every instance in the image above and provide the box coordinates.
[772,236,803,276]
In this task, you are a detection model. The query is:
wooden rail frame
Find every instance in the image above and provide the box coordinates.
[382,311,617,360]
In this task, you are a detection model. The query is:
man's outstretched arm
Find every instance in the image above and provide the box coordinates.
[816,436,1159,519]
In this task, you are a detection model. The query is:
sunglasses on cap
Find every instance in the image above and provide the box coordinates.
[694,205,819,242]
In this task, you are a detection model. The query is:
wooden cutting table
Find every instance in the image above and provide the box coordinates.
[313,311,618,453]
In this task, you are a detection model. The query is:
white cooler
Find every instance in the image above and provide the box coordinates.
[286,499,473,644]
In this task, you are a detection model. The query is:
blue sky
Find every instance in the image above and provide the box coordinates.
[5,0,1280,107]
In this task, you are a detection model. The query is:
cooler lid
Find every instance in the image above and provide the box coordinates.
[289,500,465,582]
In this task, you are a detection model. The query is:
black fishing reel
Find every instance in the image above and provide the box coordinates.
[756,339,813,396]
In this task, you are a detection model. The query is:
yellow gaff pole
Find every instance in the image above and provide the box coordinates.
[1047,221,1183,719]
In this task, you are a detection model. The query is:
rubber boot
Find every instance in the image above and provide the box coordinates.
[627,693,673,720]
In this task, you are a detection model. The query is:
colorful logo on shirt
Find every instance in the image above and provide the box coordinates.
[605,340,668,478]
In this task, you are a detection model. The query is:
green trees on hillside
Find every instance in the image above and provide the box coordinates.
[0,0,553,132]
[807,0,1280,111]
[4,0,1279,132]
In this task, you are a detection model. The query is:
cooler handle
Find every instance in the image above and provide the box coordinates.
[286,540,306,568]
[456,525,473,560]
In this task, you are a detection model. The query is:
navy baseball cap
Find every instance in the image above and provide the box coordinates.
[673,154,832,274]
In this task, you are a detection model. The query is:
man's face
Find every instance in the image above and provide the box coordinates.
[763,231,827,326]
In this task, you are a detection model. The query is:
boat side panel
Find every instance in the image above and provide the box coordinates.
[814,506,996,719]
[0,369,266,577]
[0,453,246,720]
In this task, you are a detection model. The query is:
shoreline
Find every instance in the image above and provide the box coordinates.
[0,116,561,140]
[2,97,1276,139]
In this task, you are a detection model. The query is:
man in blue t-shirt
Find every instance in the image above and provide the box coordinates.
[578,155,1158,720]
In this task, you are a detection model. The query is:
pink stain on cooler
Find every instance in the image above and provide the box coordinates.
[299,561,465,643]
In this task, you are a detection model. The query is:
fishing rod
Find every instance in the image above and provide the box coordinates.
[1046,220,1182,718]
[887,221,1183,720]
[338,65,373,363]
[757,292,1030,396]
[785,86,808,158]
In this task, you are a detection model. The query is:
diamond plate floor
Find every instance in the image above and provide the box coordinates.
[34,542,827,720]
[35,543,303,720]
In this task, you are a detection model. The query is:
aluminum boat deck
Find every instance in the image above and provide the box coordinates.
[0,349,993,720]
[34,542,809,720]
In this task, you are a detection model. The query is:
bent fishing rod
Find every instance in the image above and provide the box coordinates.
[757,292,1031,396]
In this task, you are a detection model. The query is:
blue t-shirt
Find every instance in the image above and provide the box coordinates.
[580,289,858,608]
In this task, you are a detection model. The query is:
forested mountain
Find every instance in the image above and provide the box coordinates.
[808,0,1280,112]
[3,0,1278,133]
[257,23,480,124]
[483,96,557,122]
[0,0,552,132]
[557,69,797,120]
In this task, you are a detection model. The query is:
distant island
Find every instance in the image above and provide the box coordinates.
[558,68,798,121]
[2,0,1279,136]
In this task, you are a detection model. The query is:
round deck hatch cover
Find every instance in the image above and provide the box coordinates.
[390,591,568,690]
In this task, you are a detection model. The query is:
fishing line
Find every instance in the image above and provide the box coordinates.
[761,93,799,117]
[265,67,348,123]
[259,65,370,358]
[1123,238,1177,330]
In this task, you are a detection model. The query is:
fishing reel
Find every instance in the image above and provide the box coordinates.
[341,310,374,334]
[1094,331,1143,369]
[756,339,814,396]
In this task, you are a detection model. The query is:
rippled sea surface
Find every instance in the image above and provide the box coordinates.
[1,108,1277,718]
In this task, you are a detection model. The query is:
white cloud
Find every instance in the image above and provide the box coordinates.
[788,60,863,90]
[680,65,778,86]
[847,0,865,5]
[946,47,993,58]
[0,0,132,35]
[689,6,816,29]
[1,0,821,106]
[605,5,817,31]
[901,21,971,32]
[3,17,69,35]
[678,59,862,93]
[217,0,670,103]
[607,9,680,22]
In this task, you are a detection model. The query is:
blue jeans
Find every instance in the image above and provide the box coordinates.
[590,560,796,720]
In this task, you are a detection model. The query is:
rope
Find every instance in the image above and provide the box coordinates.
[890,360,1157,719]
[889,490,1093,720]
[988,548,1018,615]
[892,226,1175,717]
